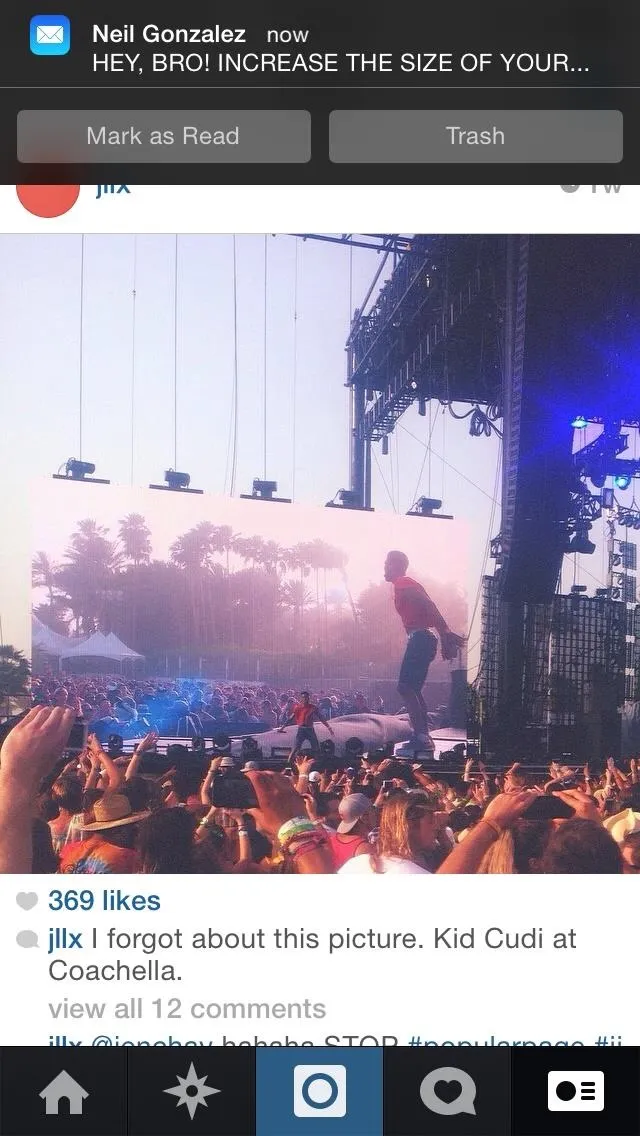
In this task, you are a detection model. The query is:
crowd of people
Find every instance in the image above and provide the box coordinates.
[0,705,638,875]
[30,673,385,741]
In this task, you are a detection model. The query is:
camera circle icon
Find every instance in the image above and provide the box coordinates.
[293,1065,347,1118]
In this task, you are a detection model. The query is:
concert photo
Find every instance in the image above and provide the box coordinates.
[0,233,638,875]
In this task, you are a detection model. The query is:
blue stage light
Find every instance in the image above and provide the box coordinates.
[571,415,589,429]
[614,473,632,490]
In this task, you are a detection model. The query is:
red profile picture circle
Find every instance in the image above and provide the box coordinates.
[16,184,80,217]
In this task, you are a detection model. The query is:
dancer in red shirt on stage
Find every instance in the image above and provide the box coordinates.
[278,690,335,758]
[384,550,464,753]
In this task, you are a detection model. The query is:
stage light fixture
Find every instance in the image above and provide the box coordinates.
[325,489,374,511]
[567,527,596,555]
[418,398,427,416]
[381,436,389,456]
[571,415,589,429]
[240,478,291,503]
[149,469,203,494]
[165,469,190,489]
[570,584,587,594]
[614,473,632,490]
[595,588,609,598]
[345,736,365,757]
[406,496,453,520]
[251,479,276,498]
[601,487,615,510]
[53,457,110,485]
[66,459,95,479]
[270,746,291,761]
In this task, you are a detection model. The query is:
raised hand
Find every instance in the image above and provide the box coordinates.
[0,707,75,792]
[296,756,316,776]
[136,729,159,754]
[441,631,465,661]
[243,770,306,839]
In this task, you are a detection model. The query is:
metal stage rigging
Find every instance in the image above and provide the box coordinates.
[341,233,640,760]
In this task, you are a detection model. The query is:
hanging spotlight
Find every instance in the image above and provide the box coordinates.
[406,496,453,520]
[66,459,94,479]
[240,479,291,503]
[166,469,190,489]
[566,527,596,555]
[571,415,589,429]
[381,436,389,456]
[589,467,607,490]
[53,457,110,484]
[418,398,427,416]
[149,468,203,494]
[325,489,374,512]
[614,473,632,490]
[601,487,615,510]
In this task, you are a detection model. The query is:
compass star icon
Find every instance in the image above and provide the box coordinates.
[163,1063,221,1119]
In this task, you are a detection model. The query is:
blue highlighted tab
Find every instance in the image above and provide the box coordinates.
[30,15,70,56]
[256,1047,383,1136]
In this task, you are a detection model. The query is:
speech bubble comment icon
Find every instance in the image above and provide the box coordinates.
[420,1067,477,1116]
[16,930,39,948]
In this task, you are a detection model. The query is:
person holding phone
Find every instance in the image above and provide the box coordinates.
[277,691,334,759]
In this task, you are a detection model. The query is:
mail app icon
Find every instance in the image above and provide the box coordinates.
[30,15,70,55]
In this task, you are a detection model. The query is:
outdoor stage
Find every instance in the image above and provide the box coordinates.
[233,713,466,762]
[135,716,467,765]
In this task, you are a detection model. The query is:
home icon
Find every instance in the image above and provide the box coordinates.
[39,1070,89,1115]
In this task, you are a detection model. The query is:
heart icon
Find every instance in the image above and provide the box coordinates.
[434,1080,462,1104]
[16,892,38,911]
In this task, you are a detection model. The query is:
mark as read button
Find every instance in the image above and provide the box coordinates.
[88,125,239,146]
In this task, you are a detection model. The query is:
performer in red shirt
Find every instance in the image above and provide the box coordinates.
[277,690,334,758]
[384,550,464,752]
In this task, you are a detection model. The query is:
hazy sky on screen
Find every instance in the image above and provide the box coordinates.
[31,479,468,606]
[1,231,610,674]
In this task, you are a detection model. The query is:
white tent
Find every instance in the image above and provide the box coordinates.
[32,614,87,658]
[104,633,145,662]
[59,631,144,662]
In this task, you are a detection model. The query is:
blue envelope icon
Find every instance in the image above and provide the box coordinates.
[30,15,71,55]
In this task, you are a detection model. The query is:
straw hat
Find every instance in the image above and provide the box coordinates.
[83,793,151,832]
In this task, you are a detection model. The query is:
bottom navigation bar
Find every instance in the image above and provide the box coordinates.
[0,1046,637,1135]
